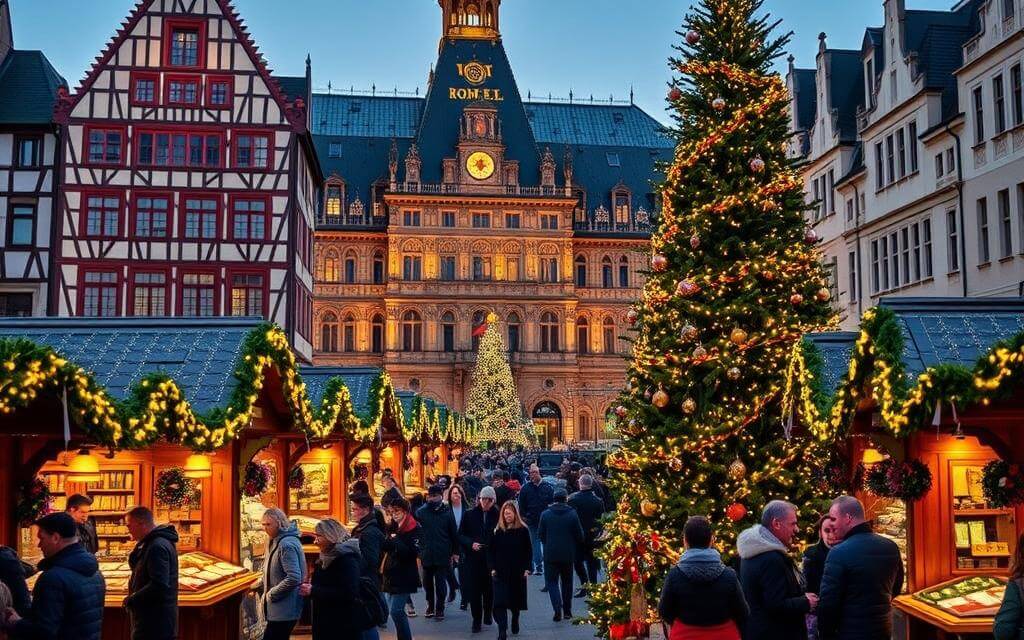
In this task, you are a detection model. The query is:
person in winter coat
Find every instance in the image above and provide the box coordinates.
[538,487,585,621]
[492,472,514,511]
[381,474,403,509]
[817,496,903,640]
[658,516,748,640]
[994,533,1024,639]
[737,500,816,640]
[350,492,386,640]
[260,508,306,640]
[415,485,459,620]
[299,519,371,640]
[582,468,616,513]
[445,484,468,610]
[65,495,98,556]
[802,514,839,640]
[459,486,499,633]
[0,546,30,617]
[124,507,178,640]
[488,501,532,640]
[3,513,105,640]
[382,498,421,640]
[568,474,605,596]
[461,468,485,505]
[517,465,553,576]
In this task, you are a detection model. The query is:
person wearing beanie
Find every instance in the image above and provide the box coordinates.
[415,485,459,620]
[458,485,499,632]
[538,488,584,621]
[299,518,373,640]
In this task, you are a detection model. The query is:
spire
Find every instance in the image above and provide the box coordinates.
[438,0,500,42]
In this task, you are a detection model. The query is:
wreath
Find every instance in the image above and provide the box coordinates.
[243,460,273,497]
[287,466,305,490]
[155,468,196,509]
[981,460,1024,508]
[811,454,860,495]
[865,458,932,502]
[349,463,369,482]
[16,477,52,528]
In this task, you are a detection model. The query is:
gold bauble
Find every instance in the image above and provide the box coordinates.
[726,366,741,381]
[692,345,708,359]
[669,457,683,472]
[652,389,670,409]
[640,499,659,517]
[681,398,697,414]
[728,458,748,481]
[729,328,748,345]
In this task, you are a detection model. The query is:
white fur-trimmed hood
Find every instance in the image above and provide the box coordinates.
[736,524,789,559]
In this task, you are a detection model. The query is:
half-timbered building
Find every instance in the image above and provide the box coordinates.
[52,0,321,360]
[0,0,66,317]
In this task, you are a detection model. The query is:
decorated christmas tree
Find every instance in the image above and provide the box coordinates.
[466,313,533,447]
[588,0,836,636]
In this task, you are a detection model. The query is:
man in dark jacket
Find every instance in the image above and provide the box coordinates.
[460,468,485,505]
[415,485,459,620]
[568,474,605,596]
[4,513,105,640]
[658,516,748,635]
[0,545,31,617]
[817,496,903,640]
[66,494,98,555]
[737,500,817,640]
[538,487,584,621]
[492,471,514,510]
[124,506,179,640]
[517,465,553,576]
[351,493,385,586]
[458,486,499,633]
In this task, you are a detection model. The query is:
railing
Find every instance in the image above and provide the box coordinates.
[575,287,641,302]
[387,280,576,297]
[385,350,578,366]
[389,183,570,198]
[314,283,388,297]
[572,220,653,234]
[316,213,389,228]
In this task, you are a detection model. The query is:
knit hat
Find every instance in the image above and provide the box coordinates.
[427,484,444,497]
[479,486,497,500]
[36,512,77,539]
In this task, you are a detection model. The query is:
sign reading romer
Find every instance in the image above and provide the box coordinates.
[450,61,503,101]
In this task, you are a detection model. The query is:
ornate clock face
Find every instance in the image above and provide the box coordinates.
[466,151,495,180]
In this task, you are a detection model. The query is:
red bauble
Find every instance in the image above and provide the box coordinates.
[676,279,700,297]
[626,309,638,325]
[726,502,747,522]
[668,87,682,102]
[685,29,701,45]
[749,156,766,173]
[689,234,701,249]
[804,228,819,244]
[790,293,804,305]
[651,254,669,272]
[614,405,628,418]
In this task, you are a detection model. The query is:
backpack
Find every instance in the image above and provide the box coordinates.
[356,575,388,629]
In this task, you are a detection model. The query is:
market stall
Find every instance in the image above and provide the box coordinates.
[794,298,1024,640]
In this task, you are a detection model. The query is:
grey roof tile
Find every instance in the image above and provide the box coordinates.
[0,50,67,124]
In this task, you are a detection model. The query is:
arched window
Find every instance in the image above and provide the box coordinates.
[602,256,613,288]
[540,311,559,353]
[344,251,357,284]
[372,250,385,284]
[574,255,587,287]
[603,317,617,354]
[507,312,521,353]
[578,413,592,442]
[325,181,344,219]
[343,313,356,352]
[441,311,455,353]
[465,2,481,25]
[576,317,590,354]
[533,401,562,448]
[320,312,339,352]
[472,310,486,351]
[401,310,422,352]
[618,256,630,288]
[324,253,340,282]
[371,314,384,354]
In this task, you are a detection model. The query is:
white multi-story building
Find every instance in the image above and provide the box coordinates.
[788,0,1024,330]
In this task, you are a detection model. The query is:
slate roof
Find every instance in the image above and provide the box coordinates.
[525,102,673,149]
[299,366,382,418]
[273,74,309,104]
[806,297,1024,395]
[826,50,864,142]
[790,68,817,133]
[312,94,423,139]
[0,50,67,125]
[0,317,263,413]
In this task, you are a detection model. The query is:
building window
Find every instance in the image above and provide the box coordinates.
[827,169,835,213]
[167,24,202,67]
[601,256,613,288]
[974,86,985,144]
[83,194,121,238]
[540,257,558,283]
[403,255,422,281]
[875,141,884,190]
[576,318,589,355]
[182,197,218,240]
[322,253,339,282]
[132,195,170,239]
[812,178,821,221]
[870,240,880,293]
[923,218,933,278]
[848,251,858,303]
[441,312,455,352]
[472,212,491,228]
[7,203,35,246]
[472,256,491,281]
[328,142,342,158]
[540,213,559,230]
[403,210,421,226]
[1018,183,1024,252]
[908,122,918,172]
[441,211,455,227]
[507,313,521,353]
[320,312,339,352]
[373,251,385,284]
[540,312,559,353]
[166,77,199,106]
[890,232,900,288]
[181,273,215,316]
[230,197,268,241]
[911,224,921,281]
[344,251,357,283]
[866,59,875,107]
[505,256,521,281]
[946,210,960,273]
[999,188,1013,258]
[230,273,265,316]
[234,133,271,169]
[603,317,617,354]
[440,256,456,281]
[130,73,158,106]
[342,314,356,352]
[846,199,855,222]
[86,128,124,165]
[897,129,907,179]
[324,183,343,218]
[14,136,40,168]
[81,271,118,317]
[935,153,944,178]
[131,272,167,316]
[885,134,895,184]
[606,153,620,167]
[1012,64,1023,127]
[946,148,956,175]
[505,212,521,229]
[978,197,990,264]
[1005,0,1016,19]
[0,293,32,317]
[206,77,232,108]
[137,131,222,167]
[371,314,384,353]
[995,75,1007,134]
[573,188,587,224]
[401,310,423,352]
[618,256,630,288]
[613,191,630,225]
[574,255,587,287]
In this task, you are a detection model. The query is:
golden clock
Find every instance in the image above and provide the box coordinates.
[466,151,495,180]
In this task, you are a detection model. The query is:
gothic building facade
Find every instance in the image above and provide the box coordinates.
[311,0,672,446]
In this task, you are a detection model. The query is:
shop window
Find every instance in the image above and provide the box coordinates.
[951,461,1017,571]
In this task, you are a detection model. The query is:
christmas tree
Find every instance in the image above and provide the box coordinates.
[588,0,835,636]
[466,313,533,447]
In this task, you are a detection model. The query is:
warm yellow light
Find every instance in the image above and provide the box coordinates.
[861,447,886,465]
[66,449,102,482]
[183,453,212,479]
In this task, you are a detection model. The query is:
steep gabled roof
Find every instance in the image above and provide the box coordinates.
[790,67,817,132]
[826,50,864,142]
[0,49,66,124]
[904,2,980,115]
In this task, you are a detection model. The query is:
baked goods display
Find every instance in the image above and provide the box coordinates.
[914,576,1008,617]
[97,552,247,594]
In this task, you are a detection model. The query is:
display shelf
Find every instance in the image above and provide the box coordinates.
[953,508,1015,517]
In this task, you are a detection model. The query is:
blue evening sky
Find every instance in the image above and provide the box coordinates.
[10,0,952,122]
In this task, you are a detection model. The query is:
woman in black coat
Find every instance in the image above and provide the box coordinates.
[802,514,839,640]
[488,502,532,639]
[381,499,421,640]
[300,519,370,640]
[458,486,499,633]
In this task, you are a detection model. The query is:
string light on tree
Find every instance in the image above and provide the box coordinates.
[467,314,533,447]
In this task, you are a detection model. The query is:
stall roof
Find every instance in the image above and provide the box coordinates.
[299,366,382,419]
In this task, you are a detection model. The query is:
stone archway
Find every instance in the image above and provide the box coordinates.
[532,401,562,449]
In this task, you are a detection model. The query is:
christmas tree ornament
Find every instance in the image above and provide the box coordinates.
[692,345,708,359]
[640,499,659,517]
[790,293,804,305]
[816,287,831,302]
[689,234,701,249]
[727,457,747,481]
[762,270,776,281]
[626,309,638,325]
[804,228,818,244]
[680,323,699,341]
[644,387,653,400]
[676,279,700,297]
[729,328,748,346]
[681,398,697,414]
[749,156,765,173]
[652,389,670,409]
[668,86,682,102]
[651,254,669,272]
[726,366,741,381]
[726,502,747,522]
[685,29,700,45]
[669,457,683,472]
[615,405,628,418]
[712,97,726,111]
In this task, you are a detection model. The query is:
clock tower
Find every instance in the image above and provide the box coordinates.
[454,102,510,188]
[439,0,500,41]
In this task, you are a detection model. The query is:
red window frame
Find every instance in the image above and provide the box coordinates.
[83,125,127,167]
[129,71,160,107]
[228,194,271,241]
[178,192,222,240]
[164,74,201,107]
[79,190,125,239]
[205,75,233,109]
[77,268,122,317]
[163,18,207,69]
[135,127,224,169]
[232,130,274,170]
[227,269,269,318]
[129,191,173,240]
[178,269,220,317]
[128,266,171,317]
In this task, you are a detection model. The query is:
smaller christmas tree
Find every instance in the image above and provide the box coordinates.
[467,313,533,447]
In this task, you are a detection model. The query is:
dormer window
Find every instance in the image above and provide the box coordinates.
[164,20,206,69]
[606,153,621,167]
[613,188,631,225]
[325,181,344,219]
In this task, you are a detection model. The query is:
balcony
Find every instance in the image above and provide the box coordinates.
[576,287,641,303]
[390,183,570,198]
[316,213,388,229]
[385,350,578,366]
[572,219,653,236]
[314,282,388,298]
[386,279,576,298]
